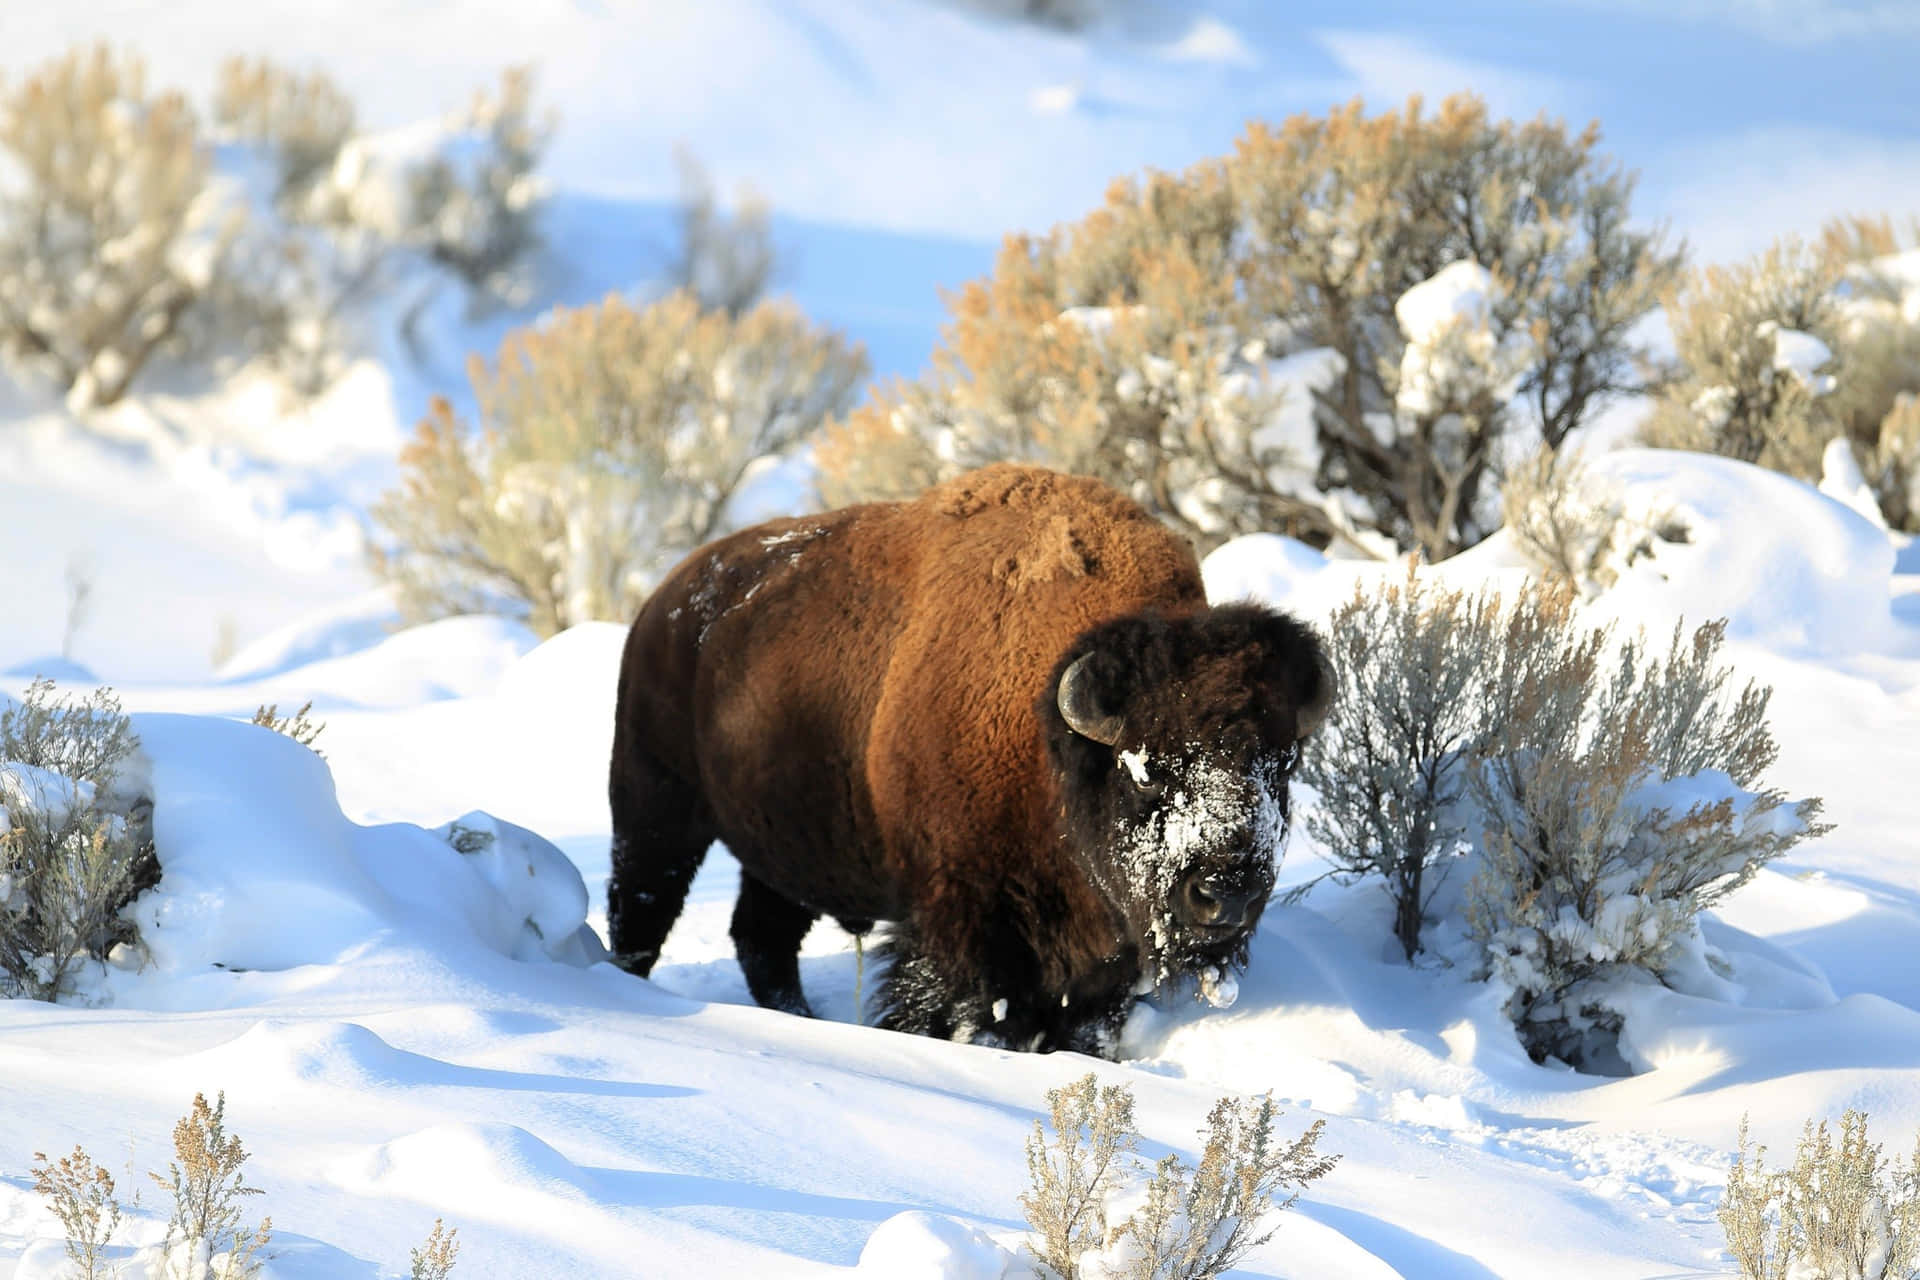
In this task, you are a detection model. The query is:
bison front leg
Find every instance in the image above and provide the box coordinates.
[873,920,1094,1054]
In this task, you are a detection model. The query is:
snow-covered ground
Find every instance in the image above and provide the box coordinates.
[3,443,1919,1277]
[4,4,1920,1276]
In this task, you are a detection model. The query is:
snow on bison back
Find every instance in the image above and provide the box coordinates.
[607,464,1330,1056]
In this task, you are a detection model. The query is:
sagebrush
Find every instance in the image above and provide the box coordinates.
[1720,1111,1920,1280]
[1295,567,1494,961]
[1499,446,1681,597]
[1297,572,1826,1067]
[370,290,865,635]
[668,149,775,317]
[31,1145,122,1280]
[1643,223,1920,532]
[251,702,324,755]
[819,92,1680,560]
[0,44,215,408]
[1022,1073,1335,1280]
[152,1091,271,1280]
[411,1217,461,1280]
[0,679,157,1000]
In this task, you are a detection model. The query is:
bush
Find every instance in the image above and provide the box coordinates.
[1465,603,1828,1067]
[668,149,775,317]
[1499,447,1689,597]
[0,45,217,408]
[1022,1073,1335,1280]
[411,1218,461,1280]
[1295,568,1496,962]
[251,702,323,755]
[1643,224,1920,532]
[819,93,1680,560]
[152,1091,271,1280]
[1296,573,1826,1067]
[410,65,551,306]
[0,679,156,1000]
[1641,239,1840,477]
[31,1146,122,1280]
[369,290,866,635]
[1720,1111,1920,1280]
[212,56,356,214]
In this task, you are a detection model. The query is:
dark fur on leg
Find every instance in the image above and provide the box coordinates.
[872,923,1134,1057]
[731,872,820,1016]
[606,750,714,977]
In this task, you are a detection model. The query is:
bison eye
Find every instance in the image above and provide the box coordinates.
[1279,742,1301,774]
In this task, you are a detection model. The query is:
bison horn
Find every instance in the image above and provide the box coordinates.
[1057,654,1124,745]
[1296,648,1335,740]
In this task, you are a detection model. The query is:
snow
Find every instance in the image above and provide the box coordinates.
[4,435,1912,1277]
[2,7,1919,1278]
[1392,261,1528,419]
[1762,322,1837,394]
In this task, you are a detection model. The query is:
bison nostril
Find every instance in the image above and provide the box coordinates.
[1177,873,1257,933]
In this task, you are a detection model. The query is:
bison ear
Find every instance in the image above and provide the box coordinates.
[1058,653,1125,746]
[1247,610,1334,741]
[1295,645,1334,740]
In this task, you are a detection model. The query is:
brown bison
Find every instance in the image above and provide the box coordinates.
[607,464,1330,1055]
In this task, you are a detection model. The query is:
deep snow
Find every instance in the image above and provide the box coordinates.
[3,4,1919,1275]
[3,444,1919,1277]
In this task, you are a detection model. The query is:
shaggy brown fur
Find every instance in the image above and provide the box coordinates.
[607,463,1327,1054]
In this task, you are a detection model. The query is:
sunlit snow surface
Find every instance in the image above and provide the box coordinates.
[2,445,1919,1278]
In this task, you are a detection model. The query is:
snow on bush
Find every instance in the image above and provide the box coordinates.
[0,45,218,409]
[370,291,865,635]
[818,93,1679,561]
[1295,563,1828,1069]
[1463,601,1828,1069]
[97,707,603,983]
[1644,228,1920,533]
[1719,1111,1920,1280]
[0,680,155,1000]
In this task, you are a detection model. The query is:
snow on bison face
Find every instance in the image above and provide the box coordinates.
[1043,605,1330,987]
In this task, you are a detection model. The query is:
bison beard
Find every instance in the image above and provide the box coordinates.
[606,464,1330,1057]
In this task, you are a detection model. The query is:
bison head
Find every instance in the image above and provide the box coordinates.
[1043,604,1332,987]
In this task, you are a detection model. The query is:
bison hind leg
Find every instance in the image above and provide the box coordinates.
[731,872,820,1017]
[607,751,715,977]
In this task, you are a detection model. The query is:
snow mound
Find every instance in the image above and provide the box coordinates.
[330,1121,599,1214]
[239,614,540,708]
[496,621,628,710]
[117,713,601,982]
[1201,534,1333,609]
[853,1212,1017,1279]
[216,590,404,681]
[178,1019,428,1093]
[1587,448,1896,655]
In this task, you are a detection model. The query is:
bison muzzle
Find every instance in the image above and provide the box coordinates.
[607,464,1330,1056]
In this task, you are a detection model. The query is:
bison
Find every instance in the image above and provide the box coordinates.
[607,464,1330,1055]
